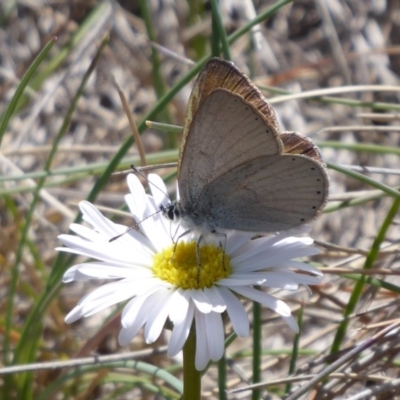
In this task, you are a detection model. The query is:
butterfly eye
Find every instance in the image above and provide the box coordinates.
[160,203,180,221]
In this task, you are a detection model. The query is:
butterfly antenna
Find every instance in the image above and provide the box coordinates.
[108,208,164,242]
[131,165,171,200]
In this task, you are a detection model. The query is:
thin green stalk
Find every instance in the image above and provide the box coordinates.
[224,331,238,350]
[186,1,207,59]
[285,306,303,394]
[139,0,174,146]
[252,301,262,400]
[145,121,183,133]
[8,4,111,117]
[330,196,400,354]
[0,37,56,146]
[211,1,221,58]
[32,4,111,89]
[139,0,166,99]
[0,149,179,184]
[218,353,227,400]
[260,84,400,111]
[228,0,292,44]
[340,274,400,294]
[183,324,201,400]
[210,0,231,60]
[323,189,396,213]
[320,142,400,156]
[327,163,400,200]
[233,347,318,359]
[315,97,400,112]
[38,361,183,400]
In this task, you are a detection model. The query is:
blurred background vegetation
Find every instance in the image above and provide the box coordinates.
[1,0,400,399]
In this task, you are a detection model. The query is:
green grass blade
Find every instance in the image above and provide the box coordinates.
[210,0,231,60]
[0,37,57,146]
[330,196,400,354]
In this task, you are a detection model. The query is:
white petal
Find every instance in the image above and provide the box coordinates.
[222,271,321,290]
[118,297,148,345]
[169,289,190,325]
[225,230,255,254]
[57,234,153,267]
[64,305,85,323]
[125,174,174,251]
[79,202,141,246]
[148,173,170,208]
[203,287,226,313]
[65,280,136,323]
[231,232,316,267]
[118,325,141,346]
[191,290,212,314]
[119,283,168,345]
[232,286,291,317]
[77,280,137,307]
[282,315,299,333]
[68,220,149,250]
[230,232,288,261]
[204,312,224,362]
[261,272,321,288]
[63,262,152,282]
[144,288,174,343]
[168,302,194,357]
[79,201,115,233]
[121,282,167,328]
[126,174,153,219]
[218,274,267,286]
[218,286,249,337]
[233,244,319,273]
[68,223,106,242]
[194,311,210,370]
[282,260,323,276]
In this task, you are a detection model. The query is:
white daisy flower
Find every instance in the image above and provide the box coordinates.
[58,174,322,371]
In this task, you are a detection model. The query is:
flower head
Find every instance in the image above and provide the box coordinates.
[58,174,322,370]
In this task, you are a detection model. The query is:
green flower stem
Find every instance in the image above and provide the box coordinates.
[218,353,227,400]
[183,323,201,400]
[252,301,262,400]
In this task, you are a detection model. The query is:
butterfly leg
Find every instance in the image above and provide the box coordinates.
[195,233,206,283]
[196,233,204,267]
[170,228,192,263]
[212,230,227,270]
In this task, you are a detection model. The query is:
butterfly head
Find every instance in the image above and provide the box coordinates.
[160,202,180,222]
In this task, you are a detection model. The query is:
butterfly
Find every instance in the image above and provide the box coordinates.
[164,58,328,237]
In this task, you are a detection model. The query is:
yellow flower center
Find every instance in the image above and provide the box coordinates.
[152,241,232,289]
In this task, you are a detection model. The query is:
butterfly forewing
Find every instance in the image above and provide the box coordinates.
[179,89,282,212]
[180,58,280,178]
